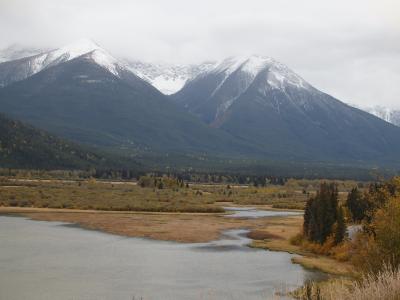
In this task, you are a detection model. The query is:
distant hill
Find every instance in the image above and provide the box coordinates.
[0,114,124,169]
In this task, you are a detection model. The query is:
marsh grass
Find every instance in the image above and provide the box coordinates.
[0,180,223,212]
[0,177,352,213]
[296,266,400,300]
[0,177,316,212]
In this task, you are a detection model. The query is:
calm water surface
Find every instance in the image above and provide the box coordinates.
[0,210,325,300]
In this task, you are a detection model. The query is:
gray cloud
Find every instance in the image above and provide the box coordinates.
[0,0,399,108]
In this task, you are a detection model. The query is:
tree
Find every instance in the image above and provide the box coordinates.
[303,182,345,244]
[372,197,400,270]
[303,198,312,237]
[347,187,368,222]
[334,206,346,245]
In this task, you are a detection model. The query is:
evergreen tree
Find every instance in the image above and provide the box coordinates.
[334,206,347,244]
[303,198,312,237]
[303,182,346,244]
[347,187,367,222]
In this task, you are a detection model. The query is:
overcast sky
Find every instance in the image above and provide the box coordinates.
[1,0,399,108]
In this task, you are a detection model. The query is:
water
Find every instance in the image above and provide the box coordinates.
[224,206,302,218]
[0,214,325,300]
[347,224,362,240]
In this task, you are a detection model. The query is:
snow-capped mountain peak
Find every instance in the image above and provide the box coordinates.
[47,38,101,61]
[208,55,310,91]
[173,55,321,124]
[31,38,123,75]
[211,55,274,76]
[0,39,127,87]
[178,55,314,119]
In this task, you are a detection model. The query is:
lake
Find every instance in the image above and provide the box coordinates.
[0,211,325,300]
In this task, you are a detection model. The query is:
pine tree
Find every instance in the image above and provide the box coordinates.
[334,206,346,244]
[303,197,312,237]
[303,182,346,244]
[347,187,367,222]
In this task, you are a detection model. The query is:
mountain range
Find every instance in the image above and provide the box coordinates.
[0,39,399,171]
[0,40,255,158]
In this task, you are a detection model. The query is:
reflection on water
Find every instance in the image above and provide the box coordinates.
[0,215,326,300]
[224,206,302,218]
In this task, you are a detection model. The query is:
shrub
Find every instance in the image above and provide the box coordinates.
[305,266,400,300]
[290,233,304,246]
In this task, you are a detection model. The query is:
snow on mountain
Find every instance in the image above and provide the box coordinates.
[28,39,123,76]
[0,39,129,87]
[124,60,216,95]
[175,55,314,120]
[0,44,46,63]
[207,55,311,91]
[359,105,400,127]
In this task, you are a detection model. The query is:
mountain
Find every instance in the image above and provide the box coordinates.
[361,106,400,127]
[0,113,114,169]
[0,40,255,159]
[172,55,400,164]
[0,39,126,88]
[123,60,216,95]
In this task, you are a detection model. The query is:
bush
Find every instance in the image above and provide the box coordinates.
[290,233,304,246]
